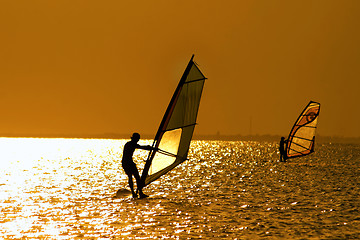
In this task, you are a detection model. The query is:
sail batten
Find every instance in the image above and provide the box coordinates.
[292,136,314,141]
[164,123,197,132]
[290,142,309,150]
[298,125,317,129]
[185,78,207,83]
[141,55,206,187]
[285,101,320,159]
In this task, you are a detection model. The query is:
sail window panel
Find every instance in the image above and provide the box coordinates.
[149,128,182,176]
[177,125,196,158]
[146,125,195,185]
[147,120,197,185]
[166,80,205,130]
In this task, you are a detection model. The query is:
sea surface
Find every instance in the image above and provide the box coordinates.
[0,138,359,239]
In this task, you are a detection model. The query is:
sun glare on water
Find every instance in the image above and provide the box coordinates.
[0,137,124,190]
[0,137,128,237]
[0,138,358,239]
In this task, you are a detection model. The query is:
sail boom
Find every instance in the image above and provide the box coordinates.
[289,148,311,155]
[157,148,188,159]
[289,148,305,154]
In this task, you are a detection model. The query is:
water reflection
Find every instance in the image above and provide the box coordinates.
[0,138,359,239]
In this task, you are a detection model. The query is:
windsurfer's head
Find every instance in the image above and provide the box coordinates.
[281,137,285,140]
[131,132,140,142]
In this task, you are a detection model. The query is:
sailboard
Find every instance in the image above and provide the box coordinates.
[114,189,132,198]
[140,55,206,187]
[285,101,320,159]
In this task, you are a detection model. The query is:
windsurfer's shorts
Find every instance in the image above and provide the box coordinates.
[122,161,138,176]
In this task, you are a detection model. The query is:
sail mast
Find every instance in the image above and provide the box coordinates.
[155,54,194,141]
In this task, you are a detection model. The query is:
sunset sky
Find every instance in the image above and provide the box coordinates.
[1,0,359,138]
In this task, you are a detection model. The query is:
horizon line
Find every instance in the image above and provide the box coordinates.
[0,133,359,142]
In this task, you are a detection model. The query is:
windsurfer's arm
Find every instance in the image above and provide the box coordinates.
[138,145,157,151]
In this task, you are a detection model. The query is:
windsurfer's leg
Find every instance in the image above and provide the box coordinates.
[123,162,139,198]
[127,174,137,198]
[280,152,284,162]
[133,167,147,198]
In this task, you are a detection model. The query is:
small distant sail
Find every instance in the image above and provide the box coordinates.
[286,101,320,159]
[141,55,206,186]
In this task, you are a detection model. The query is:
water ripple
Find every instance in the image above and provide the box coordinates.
[0,138,359,239]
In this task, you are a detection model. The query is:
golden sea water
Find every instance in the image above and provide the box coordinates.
[0,138,359,239]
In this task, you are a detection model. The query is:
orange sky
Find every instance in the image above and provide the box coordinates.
[1,0,359,138]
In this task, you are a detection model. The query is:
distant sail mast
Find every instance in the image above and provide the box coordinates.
[286,101,320,159]
[141,55,206,187]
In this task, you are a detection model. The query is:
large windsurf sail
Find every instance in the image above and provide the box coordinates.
[285,101,320,159]
[140,55,206,186]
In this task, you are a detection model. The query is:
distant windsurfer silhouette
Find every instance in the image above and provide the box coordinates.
[279,137,288,162]
[122,133,155,198]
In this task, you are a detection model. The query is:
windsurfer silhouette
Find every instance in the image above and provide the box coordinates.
[122,133,156,198]
[279,137,288,162]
